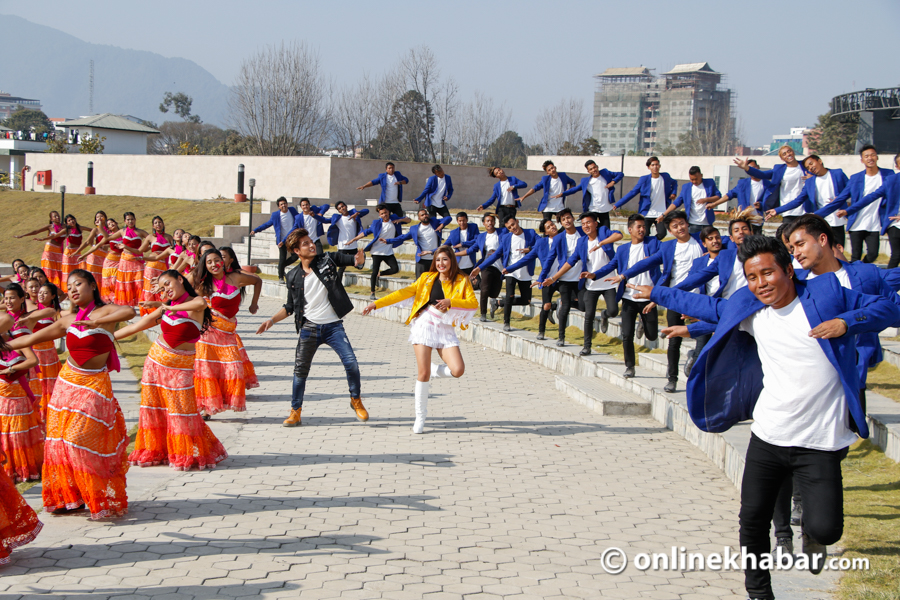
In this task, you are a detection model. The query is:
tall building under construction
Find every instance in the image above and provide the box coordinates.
[593,63,735,155]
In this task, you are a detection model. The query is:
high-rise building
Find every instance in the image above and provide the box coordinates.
[0,92,43,121]
[593,63,735,155]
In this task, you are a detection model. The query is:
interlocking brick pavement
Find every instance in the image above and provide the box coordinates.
[0,297,834,599]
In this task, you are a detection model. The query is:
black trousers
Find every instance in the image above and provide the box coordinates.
[502,276,532,324]
[740,434,848,600]
[751,224,764,236]
[888,227,900,269]
[538,281,560,334]
[831,225,846,250]
[542,211,557,222]
[620,299,659,368]
[479,266,503,316]
[781,215,798,228]
[688,223,705,236]
[496,205,517,227]
[691,332,712,359]
[370,254,399,292]
[582,288,618,348]
[666,309,685,381]
[849,229,879,263]
[385,203,404,218]
[643,217,667,240]
[557,281,582,340]
[773,474,800,540]
[336,248,358,279]
[597,211,611,230]
[278,242,299,280]
[427,204,451,219]
[415,258,433,278]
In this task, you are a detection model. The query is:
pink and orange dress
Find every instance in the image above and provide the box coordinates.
[60,228,84,293]
[43,304,128,519]
[40,224,65,289]
[28,309,60,423]
[194,278,258,415]
[129,297,227,470]
[101,238,124,304]
[114,228,145,307]
[84,228,109,287]
[140,234,171,316]
[0,314,43,483]
[0,460,42,564]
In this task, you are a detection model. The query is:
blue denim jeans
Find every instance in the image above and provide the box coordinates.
[291,321,361,410]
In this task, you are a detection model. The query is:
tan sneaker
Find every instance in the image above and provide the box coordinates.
[283,408,302,427]
[350,397,369,422]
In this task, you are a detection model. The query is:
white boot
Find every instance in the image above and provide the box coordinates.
[430,363,452,379]
[413,380,429,434]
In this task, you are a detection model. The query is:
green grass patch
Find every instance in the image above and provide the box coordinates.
[116,330,153,384]
[864,362,900,405]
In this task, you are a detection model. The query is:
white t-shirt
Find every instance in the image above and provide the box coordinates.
[670,238,703,287]
[739,296,857,451]
[279,211,294,239]
[457,228,473,270]
[559,232,582,282]
[499,180,516,206]
[720,252,748,299]
[779,166,805,217]
[303,212,320,240]
[336,215,356,250]
[850,173,884,232]
[807,266,852,290]
[647,176,667,218]
[542,237,559,279]
[370,220,397,256]
[508,233,531,281]
[622,242,652,301]
[815,173,846,228]
[546,177,565,212]
[384,174,399,204]
[484,231,500,257]
[432,177,447,208]
[585,238,615,291]
[704,256,720,296]
[588,176,612,212]
[418,223,439,254]
[750,179,765,207]
[689,184,709,225]
[303,271,340,325]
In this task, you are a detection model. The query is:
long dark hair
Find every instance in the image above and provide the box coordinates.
[195,249,224,297]
[158,270,212,334]
[429,245,461,282]
[64,213,81,236]
[67,269,105,307]
[39,283,62,311]
[48,210,60,226]
[219,247,246,300]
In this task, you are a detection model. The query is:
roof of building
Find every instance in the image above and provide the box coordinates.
[595,67,653,77]
[662,62,720,75]
[0,95,40,104]
[58,113,160,134]
[0,125,11,132]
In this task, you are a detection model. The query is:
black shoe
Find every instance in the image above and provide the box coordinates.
[664,379,677,393]
[636,318,644,339]
[480,314,488,323]
[490,298,499,319]
[624,367,636,379]
[536,332,545,340]
[579,347,591,356]
[683,352,696,378]
[369,293,377,300]
[775,536,794,556]
[600,310,609,334]
[556,339,565,347]
[548,303,557,325]
[503,324,511,332]
[801,532,826,574]
[791,498,802,526]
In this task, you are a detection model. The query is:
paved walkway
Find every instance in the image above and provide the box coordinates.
[1,298,834,599]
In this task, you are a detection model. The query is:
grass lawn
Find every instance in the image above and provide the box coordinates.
[864,362,900,405]
[1,191,258,266]
[116,329,153,383]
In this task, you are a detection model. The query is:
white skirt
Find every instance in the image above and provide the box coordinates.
[408,306,460,349]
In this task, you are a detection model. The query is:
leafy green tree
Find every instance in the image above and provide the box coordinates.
[2,108,54,135]
[579,137,602,155]
[79,135,105,154]
[159,92,201,123]
[366,90,434,162]
[45,137,70,153]
[807,110,857,155]
[485,130,533,169]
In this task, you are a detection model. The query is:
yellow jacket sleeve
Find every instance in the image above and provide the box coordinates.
[373,277,421,310]
[449,275,479,310]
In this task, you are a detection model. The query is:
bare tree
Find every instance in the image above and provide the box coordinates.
[333,73,383,157]
[451,92,513,166]
[399,45,440,162]
[433,76,459,164]
[533,98,590,156]
[229,41,332,156]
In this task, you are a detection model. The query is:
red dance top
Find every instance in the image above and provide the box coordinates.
[7,309,31,339]
[121,227,143,251]
[65,302,120,372]
[150,233,171,253]
[66,229,83,248]
[109,238,124,252]
[96,227,109,246]
[48,223,64,245]
[160,294,202,347]
[210,277,241,318]
[0,350,29,385]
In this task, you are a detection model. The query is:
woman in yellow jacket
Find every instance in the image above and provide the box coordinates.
[363,245,478,433]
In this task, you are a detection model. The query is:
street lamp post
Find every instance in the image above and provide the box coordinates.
[247,178,256,265]
[60,185,66,220]
[235,164,247,202]
[86,161,95,195]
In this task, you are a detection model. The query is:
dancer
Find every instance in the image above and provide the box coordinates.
[100,218,123,304]
[477,167,527,226]
[614,156,678,239]
[193,249,261,417]
[0,306,41,483]
[138,216,176,315]
[29,283,61,423]
[318,202,370,279]
[7,269,134,519]
[444,212,480,276]
[357,162,409,217]
[530,208,585,341]
[15,211,64,288]
[0,447,43,565]
[662,166,721,235]
[471,214,507,322]
[84,212,148,307]
[554,159,624,229]
[256,229,368,427]
[415,165,454,219]
[675,218,753,300]
[114,270,227,470]
[383,208,452,278]
[350,204,410,300]
[629,235,900,599]
[296,198,329,255]
[677,225,724,377]
[251,197,299,282]
[721,159,766,234]
[59,215,91,293]
[735,146,807,225]
[519,160,577,221]
[506,218,561,340]
[363,245,478,433]
[861,152,900,268]
[23,278,39,311]
[0,262,31,286]
[73,211,109,287]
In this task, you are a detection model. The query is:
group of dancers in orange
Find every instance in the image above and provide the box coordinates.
[1,210,262,564]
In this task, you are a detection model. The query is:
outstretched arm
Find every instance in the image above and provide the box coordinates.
[229,272,262,314]
[115,309,164,339]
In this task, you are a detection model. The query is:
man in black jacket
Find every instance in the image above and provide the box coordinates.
[257,228,368,427]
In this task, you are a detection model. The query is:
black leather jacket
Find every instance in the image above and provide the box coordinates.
[284,252,356,332]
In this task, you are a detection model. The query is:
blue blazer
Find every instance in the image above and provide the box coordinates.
[852,170,900,234]
[592,239,662,301]
[687,254,715,296]
[561,171,624,212]
[360,217,408,252]
[292,204,330,239]
[622,236,703,288]
[531,173,576,212]
[650,275,900,438]
[471,229,509,264]
[747,163,809,211]
[253,207,300,245]
[480,177,528,210]
[675,248,740,298]
[321,209,370,246]
[614,173,678,213]
[414,174,454,207]
[817,168,894,232]
[505,235,559,282]
[370,171,409,203]
[724,178,765,211]
[384,217,452,262]
[477,228,541,275]
[672,180,720,225]
[444,223,481,262]
[775,169,849,216]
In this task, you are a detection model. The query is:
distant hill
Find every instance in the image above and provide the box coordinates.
[1,15,230,126]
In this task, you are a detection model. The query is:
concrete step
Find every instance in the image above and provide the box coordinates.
[555,374,650,416]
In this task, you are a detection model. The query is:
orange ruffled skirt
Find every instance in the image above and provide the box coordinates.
[60,246,83,293]
[0,467,42,565]
[114,249,144,307]
[84,248,107,287]
[140,260,167,316]
[194,313,258,415]
[101,249,122,304]
[43,361,128,519]
[0,379,43,483]
[129,340,227,470]
[29,340,60,425]
[41,241,63,289]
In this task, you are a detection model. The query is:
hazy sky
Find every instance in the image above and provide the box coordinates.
[3,0,898,145]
